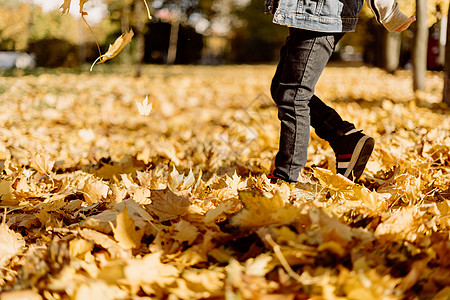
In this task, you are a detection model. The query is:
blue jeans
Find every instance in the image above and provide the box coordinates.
[271,28,355,182]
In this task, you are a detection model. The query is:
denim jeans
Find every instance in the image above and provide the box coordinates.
[271,28,355,182]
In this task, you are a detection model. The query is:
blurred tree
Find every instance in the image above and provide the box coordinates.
[0,3,31,51]
[360,0,448,73]
[413,0,428,91]
[230,0,286,63]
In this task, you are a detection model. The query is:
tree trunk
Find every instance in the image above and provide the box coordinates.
[412,0,428,91]
[384,31,401,73]
[134,0,145,77]
[167,15,180,65]
[444,8,450,105]
[78,18,86,66]
[121,6,131,65]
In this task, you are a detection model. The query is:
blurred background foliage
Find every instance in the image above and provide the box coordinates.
[0,0,448,70]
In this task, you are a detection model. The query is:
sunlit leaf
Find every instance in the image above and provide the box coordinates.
[135,95,152,116]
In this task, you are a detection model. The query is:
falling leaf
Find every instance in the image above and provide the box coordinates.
[99,29,134,64]
[0,223,25,268]
[135,95,153,116]
[59,0,71,15]
[111,206,144,250]
[79,0,88,14]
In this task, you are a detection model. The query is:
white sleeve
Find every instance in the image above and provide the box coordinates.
[365,0,409,31]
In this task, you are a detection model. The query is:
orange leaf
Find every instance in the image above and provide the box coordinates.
[59,0,71,15]
[100,30,134,64]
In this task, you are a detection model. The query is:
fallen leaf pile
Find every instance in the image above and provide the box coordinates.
[0,65,449,299]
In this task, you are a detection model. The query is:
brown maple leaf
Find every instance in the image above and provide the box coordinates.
[149,188,189,221]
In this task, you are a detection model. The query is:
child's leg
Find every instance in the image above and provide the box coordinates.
[309,95,355,140]
[271,28,343,182]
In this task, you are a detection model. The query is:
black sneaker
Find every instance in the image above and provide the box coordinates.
[267,173,296,184]
[329,130,375,181]
[267,173,279,183]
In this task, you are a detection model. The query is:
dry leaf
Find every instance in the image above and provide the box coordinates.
[375,207,419,236]
[0,223,25,267]
[100,30,134,64]
[313,167,354,190]
[230,190,299,228]
[59,0,71,15]
[173,220,198,245]
[79,228,129,259]
[30,150,55,176]
[111,206,144,250]
[125,252,179,292]
[1,65,449,299]
[0,290,42,300]
[149,188,189,221]
[69,238,94,261]
[135,95,153,116]
[82,178,109,204]
[79,0,88,14]
[0,180,15,205]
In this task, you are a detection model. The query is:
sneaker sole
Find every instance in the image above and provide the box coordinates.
[343,136,375,181]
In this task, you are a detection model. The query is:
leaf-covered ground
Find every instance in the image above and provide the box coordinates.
[0,65,449,299]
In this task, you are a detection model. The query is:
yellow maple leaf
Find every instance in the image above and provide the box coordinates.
[111,206,144,250]
[313,167,354,190]
[229,190,299,228]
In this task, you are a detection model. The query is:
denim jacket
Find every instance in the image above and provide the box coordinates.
[268,0,408,32]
